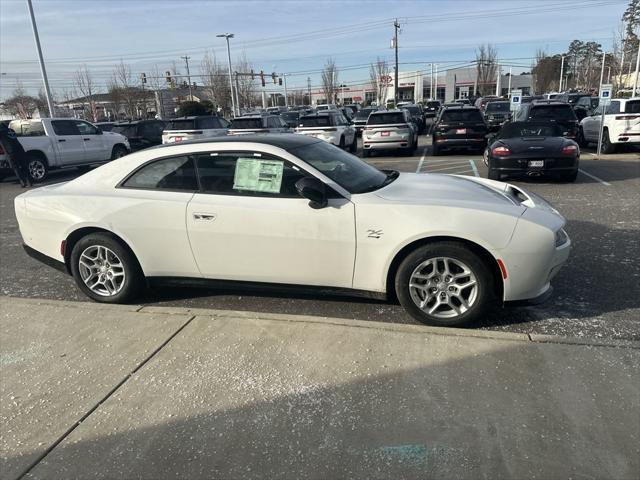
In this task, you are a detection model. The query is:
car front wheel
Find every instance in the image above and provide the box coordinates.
[395,242,494,327]
[70,232,144,303]
[27,155,48,183]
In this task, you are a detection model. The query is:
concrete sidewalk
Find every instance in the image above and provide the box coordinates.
[1,296,638,480]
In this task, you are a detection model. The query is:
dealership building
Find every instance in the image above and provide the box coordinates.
[310,66,533,105]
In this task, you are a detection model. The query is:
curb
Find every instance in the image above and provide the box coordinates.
[2,296,639,349]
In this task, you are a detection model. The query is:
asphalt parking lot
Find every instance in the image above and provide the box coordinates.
[0,136,638,341]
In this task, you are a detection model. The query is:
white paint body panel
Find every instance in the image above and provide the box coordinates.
[14,137,570,302]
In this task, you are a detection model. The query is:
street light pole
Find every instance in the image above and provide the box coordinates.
[393,19,400,105]
[283,74,288,107]
[181,55,193,100]
[217,33,237,117]
[430,63,433,100]
[508,66,512,97]
[559,55,565,92]
[26,0,54,117]
[633,43,640,96]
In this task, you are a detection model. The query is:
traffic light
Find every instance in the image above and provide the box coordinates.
[260,70,265,87]
[140,73,147,84]
[278,78,282,86]
[165,71,172,83]
[272,72,277,84]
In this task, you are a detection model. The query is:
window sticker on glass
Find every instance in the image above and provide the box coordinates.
[233,158,284,193]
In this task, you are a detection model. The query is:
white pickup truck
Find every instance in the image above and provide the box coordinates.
[0,118,130,182]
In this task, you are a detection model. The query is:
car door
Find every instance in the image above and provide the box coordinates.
[74,120,106,162]
[582,105,601,141]
[50,120,86,165]
[186,150,356,288]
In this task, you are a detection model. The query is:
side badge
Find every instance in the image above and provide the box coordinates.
[367,229,383,239]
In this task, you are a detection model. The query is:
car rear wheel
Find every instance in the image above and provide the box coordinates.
[431,139,439,156]
[349,135,357,153]
[560,169,578,182]
[482,147,490,166]
[576,128,588,148]
[395,242,494,327]
[111,145,128,160]
[601,129,615,154]
[27,155,48,183]
[70,233,143,304]
[339,136,345,149]
[361,149,370,158]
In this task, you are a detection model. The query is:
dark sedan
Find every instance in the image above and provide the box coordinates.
[483,122,579,182]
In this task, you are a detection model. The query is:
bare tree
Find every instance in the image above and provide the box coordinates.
[201,50,231,110]
[146,64,166,117]
[475,44,498,96]
[74,65,98,121]
[112,59,143,119]
[369,57,390,105]
[321,58,339,104]
[235,52,258,109]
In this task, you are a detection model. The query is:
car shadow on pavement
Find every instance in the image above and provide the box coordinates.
[4,338,637,480]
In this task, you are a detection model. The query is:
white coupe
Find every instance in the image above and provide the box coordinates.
[15,134,571,326]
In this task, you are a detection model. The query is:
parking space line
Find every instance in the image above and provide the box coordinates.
[416,147,428,173]
[579,168,611,186]
[469,159,480,177]
[421,158,470,165]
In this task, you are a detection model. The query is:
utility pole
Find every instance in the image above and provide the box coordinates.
[618,38,626,93]
[283,73,288,107]
[596,52,607,159]
[507,67,512,97]
[430,63,433,100]
[26,0,54,117]
[234,72,241,112]
[559,55,565,92]
[495,63,501,96]
[434,64,438,101]
[393,19,400,105]
[599,51,606,92]
[181,55,193,100]
[633,43,640,96]
[217,33,237,117]
[307,76,311,105]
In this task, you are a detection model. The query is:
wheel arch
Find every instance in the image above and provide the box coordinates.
[385,235,504,303]
[111,143,129,156]
[63,226,144,277]
[25,150,49,164]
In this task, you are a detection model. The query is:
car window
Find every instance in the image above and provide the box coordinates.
[75,121,99,135]
[529,106,576,120]
[499,122,563,138]
[51,120,80,136]
[230,118,263,129]
[165,119,196,130]
[485,102,510,112]
[9,120,45,136]
[123,156,198,191]
[440,109,484,122]
[195,152,306,197]
[112,125,137,137]
[196,117,219,129]
[625,100,640,113]
[605,101,620,114]
[355,110,373,120]
[368,112,405,125]
[300,116,332,127]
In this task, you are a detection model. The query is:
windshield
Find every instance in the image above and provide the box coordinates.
[530,106,576,121]
[499,122,563,138]
[426,102,440,108]
[368,113,405,125]
[290,140,389,194]
[281,113,298,121]
[441,109,484,122]
[485,102,510,112]
[165,120,196,130]
[300,116,332,127]
[405,107,421,115]
[355,110,374,119]
[230,118,263,129]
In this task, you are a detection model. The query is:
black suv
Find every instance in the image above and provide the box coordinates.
[515,100,579,140]
[352,107,382,136]
[483,101,512,131]
[424,100,441,118]
[401,104,426,133]
[431,105,488,155]
[111,119,166,151]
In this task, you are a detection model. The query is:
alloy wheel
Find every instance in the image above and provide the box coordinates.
[78,245,126,296]
[28,160,46,180]
[408,257,478,319]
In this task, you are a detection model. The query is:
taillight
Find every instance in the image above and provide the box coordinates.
[491,146,511,156]
[60,240,66,257]
[616,115,639,120]
[0,144,4,154]
[561,145,578,155]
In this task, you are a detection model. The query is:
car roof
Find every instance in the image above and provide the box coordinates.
[531,99,570,106]
[232,115,266,119]
[371,109,404,114]
[300,112,333,117]
[442,104,480,110]
[152,133,320,151]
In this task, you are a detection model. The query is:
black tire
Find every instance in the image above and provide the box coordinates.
[361,149,370,158]
[27,154,48,183]
[70,232,144,304]
[111,144,128,160]
[349,135,357,153]
[560,169,578,182]
[601,129,615,154]
[395,242,494,327]
[431,139,439,156]
[576,128,588,148]
[339,136,345,149]
[488,167,501,180]
[482,147,490,167]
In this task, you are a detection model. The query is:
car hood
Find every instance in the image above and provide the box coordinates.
[374,172,523,210]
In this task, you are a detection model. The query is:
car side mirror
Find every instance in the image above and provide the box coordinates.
[295,177,328,209]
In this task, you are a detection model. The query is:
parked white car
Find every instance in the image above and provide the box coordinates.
[15,134,570,327]
[316,104,337,111]
[2,119,129,182]
[578,97,640,153]
[295,111,357,152]
[162,116,229,144]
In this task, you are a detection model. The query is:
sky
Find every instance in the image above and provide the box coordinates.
[0,0,630,100]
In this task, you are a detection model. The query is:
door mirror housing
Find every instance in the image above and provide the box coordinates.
[295,177,328,209]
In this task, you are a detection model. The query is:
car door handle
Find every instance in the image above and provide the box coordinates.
[193,213,216,221]
[83,138,91,141]
[58,139,66,142]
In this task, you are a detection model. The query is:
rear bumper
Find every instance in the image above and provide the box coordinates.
[363,140,412,150]
[434,137,486,148]
[490,156,579,174]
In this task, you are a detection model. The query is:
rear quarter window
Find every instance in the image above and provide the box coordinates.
[9,121,46,136]
[624,100,640,113]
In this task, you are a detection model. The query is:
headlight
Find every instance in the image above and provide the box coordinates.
[555,228,569,247]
